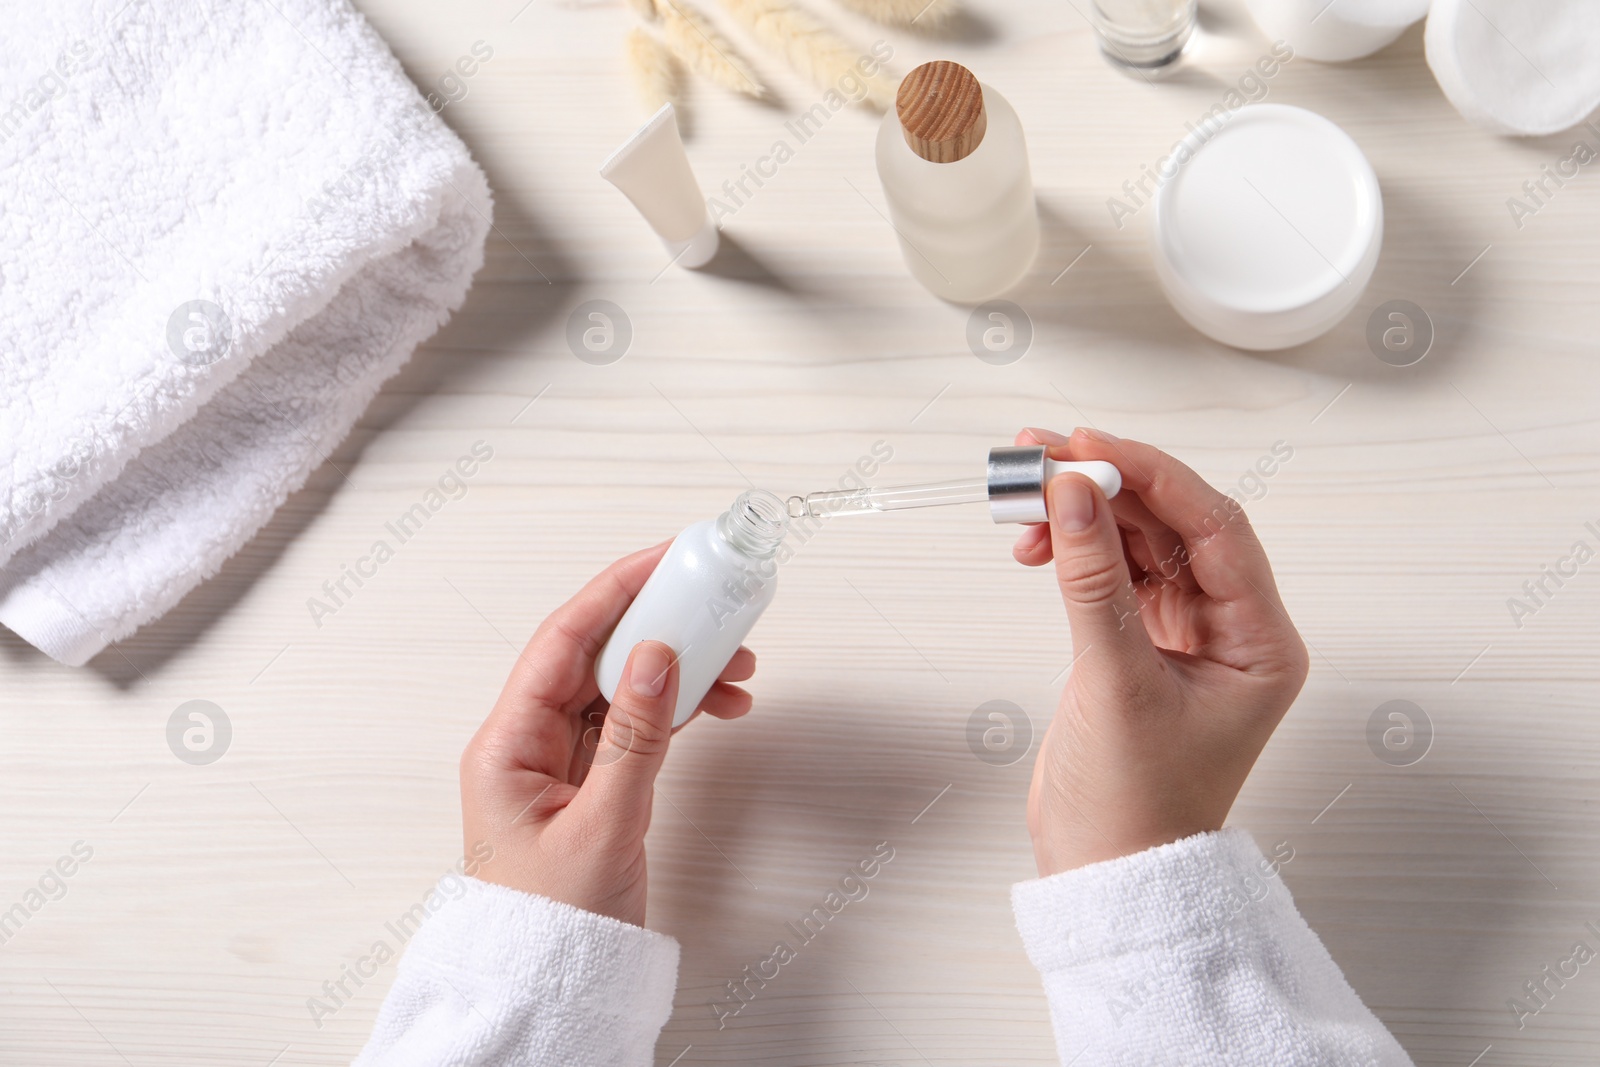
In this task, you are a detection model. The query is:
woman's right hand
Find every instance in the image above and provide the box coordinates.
[1012,427,1310,877]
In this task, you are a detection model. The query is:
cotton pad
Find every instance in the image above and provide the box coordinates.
[1244,0,1429,62]
[1426,0,1600,135]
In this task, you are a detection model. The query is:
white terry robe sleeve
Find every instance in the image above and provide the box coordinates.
[355,876,680,1067]
[1011,828,1414,1067]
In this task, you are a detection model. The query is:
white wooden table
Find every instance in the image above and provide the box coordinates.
[4,0,1599,1063]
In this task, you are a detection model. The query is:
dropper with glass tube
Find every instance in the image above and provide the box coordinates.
[787,446,1122,524]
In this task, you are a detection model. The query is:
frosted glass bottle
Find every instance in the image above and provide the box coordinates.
[595,490,787,728]
[876,61,1039,304]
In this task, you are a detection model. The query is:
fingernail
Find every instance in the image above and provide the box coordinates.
[1024,426,1071,445]
[628,642,672,697]
[1076,426,1118,443]
[1052,477,1095,532]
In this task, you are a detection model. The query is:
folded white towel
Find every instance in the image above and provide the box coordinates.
[0,0,490,664]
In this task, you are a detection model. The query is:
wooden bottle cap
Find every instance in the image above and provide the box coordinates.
[896,61,987,163]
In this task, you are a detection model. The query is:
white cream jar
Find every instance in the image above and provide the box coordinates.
[1149,104,1382,352]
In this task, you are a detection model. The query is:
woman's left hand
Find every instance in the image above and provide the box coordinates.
[459,541,756,926]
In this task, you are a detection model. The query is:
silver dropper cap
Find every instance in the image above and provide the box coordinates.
[987,446,1122,524]
[987,446,1054,524]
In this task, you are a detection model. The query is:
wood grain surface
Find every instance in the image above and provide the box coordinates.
[2,0,1598,1064]
[897,60,986,162]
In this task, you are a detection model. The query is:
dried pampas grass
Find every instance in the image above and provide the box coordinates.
[624,28,684,116]
[718,0,895,108]
[832,0,950,27]
[632,0,767,99]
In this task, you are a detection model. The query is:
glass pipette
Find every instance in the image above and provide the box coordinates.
[787,475,990,518]
[787,446,1121,525]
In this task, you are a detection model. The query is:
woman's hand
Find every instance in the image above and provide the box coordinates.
[1013,427,1310,876]
[459,542,756,926]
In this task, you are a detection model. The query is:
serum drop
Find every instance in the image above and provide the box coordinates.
[596,490,788,729]
[876,60,1040,303]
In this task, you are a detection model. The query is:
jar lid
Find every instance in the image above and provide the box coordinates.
[1244,0,1427,62]
[1151,104,1382,351]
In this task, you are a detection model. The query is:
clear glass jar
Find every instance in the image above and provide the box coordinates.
[1091,0,1197,70]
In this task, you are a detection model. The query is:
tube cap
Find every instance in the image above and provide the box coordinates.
[987,446,1121,524]
[664,216,720,269]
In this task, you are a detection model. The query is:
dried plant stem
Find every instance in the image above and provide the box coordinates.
[832,0,951,27]
[634,0,767,99]
[624,27,684,116]
[719,0,894,108]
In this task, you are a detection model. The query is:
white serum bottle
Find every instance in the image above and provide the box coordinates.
[596,490,788,729]
[876,60,1040,303]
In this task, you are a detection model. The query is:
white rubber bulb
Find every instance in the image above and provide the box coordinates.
[1043,459,1122,500]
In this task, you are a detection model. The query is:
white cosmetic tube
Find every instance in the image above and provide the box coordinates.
[600,104,719,269]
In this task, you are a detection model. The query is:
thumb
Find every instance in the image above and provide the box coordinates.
[582,640,681,820]
[1046,474,1157,672]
